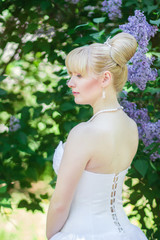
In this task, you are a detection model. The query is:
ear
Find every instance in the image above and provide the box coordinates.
[101,71,112,88]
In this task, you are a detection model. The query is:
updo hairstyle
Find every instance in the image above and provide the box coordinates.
[65,32,137,93]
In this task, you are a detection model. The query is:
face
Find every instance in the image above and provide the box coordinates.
[67,72,102,105]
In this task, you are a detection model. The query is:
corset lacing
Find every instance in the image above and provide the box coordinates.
[110,173,124,233]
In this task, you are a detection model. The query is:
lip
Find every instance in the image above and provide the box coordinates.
[72,92,80,95]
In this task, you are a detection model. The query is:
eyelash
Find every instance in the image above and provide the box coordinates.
[76,74,82,78]
[68,73,82,79]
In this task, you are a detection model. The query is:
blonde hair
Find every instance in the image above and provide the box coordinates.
[65,32,137,93]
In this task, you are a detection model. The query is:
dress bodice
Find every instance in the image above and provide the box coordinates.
[51,141,148,240]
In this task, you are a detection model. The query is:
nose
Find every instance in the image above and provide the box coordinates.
[67,76,76,88]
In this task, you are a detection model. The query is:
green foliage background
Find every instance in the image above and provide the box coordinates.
[0,0,159,239]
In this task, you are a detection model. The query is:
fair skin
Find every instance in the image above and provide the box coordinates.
[46,70,139,239]
[68,71,120,114]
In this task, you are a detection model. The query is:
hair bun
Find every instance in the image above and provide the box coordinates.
[110,32,137,67]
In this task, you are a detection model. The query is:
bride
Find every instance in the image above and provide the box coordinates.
[46,32,148,240]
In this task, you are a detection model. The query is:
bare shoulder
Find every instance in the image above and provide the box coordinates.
[126,117,139,154]
[69,122,87,134]
[67,121,94,143]
[129,117,139,137]
[57,121,94,179]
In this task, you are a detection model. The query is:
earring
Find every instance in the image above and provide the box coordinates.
[102,89,106,99]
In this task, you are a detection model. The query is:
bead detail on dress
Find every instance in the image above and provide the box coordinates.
[110,173,124,233]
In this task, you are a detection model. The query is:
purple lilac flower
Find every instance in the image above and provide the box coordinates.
[102,0,122,20]
[9,116,21,132]
[120,99,160,161]
[142,121,160,161]
[128,49,158,90]
[150,152,160,161]
[142,121,159,145]
[119,10,158,90]
[119,99,137,119]
[120,99,150,132]
[120,10,158,49]
[122,90,128,97]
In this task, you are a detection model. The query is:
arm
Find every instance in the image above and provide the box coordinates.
[46,123,93,240]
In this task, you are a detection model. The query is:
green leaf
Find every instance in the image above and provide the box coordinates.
[40,193,48,199]
[147,5,158,15]
[150,19,160,27]
[18,198,43,212]
[36,41,50,53]
[59,69,68,77]
[32,106,43,119]
[147,105,154,112]
[0,17,5,23]
[93,17,106,24]
[64,121,77,132]
[130,190,142,204]
[124,0,137,7]
[134,160,149,177]
[67,28,76,35]
[0,183,7,193]
[60,102,75,111]
[17,131,27,145]
[26,23,38,33]
[0,88,7,96]
[147,171,159,185]
[149,160,157,171]
[0,196,12,209]
[40,1,52,10]
[74,35,93,44]
[23,41,33,54]
[144,87,160,94]
[20,106,31,121]
[90,30,105,41]
[150,52,160,58]
[26,168,38,181]
[74,23,90,30]
[18,199,29,209]
[143,142,156,151]
[125,178,132,188]
[18,145,34,154]
[34,92,55,105]
[10,35,21,43]
[110,28,122,35]
[0,75,7,82]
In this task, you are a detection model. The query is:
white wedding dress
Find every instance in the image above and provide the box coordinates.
[50,139,148,240]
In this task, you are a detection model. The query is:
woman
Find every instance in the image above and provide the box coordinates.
[46,32,148,240]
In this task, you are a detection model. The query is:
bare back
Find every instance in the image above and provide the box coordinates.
[85,110,139,174]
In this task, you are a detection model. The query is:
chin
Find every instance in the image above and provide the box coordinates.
[74,99,91,105]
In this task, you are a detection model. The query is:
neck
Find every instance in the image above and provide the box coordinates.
[92,92,120,115]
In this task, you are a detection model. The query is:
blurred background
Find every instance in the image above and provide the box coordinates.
[0,0,159,239]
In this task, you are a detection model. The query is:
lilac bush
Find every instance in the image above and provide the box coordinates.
[120,10,158,49]
[101,0,122,20]
[119,11,159,161]
[120,98,160,161]
[128,49,158,90]
[119,10,158,90]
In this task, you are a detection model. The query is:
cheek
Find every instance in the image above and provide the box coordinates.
[82,79,100,92]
